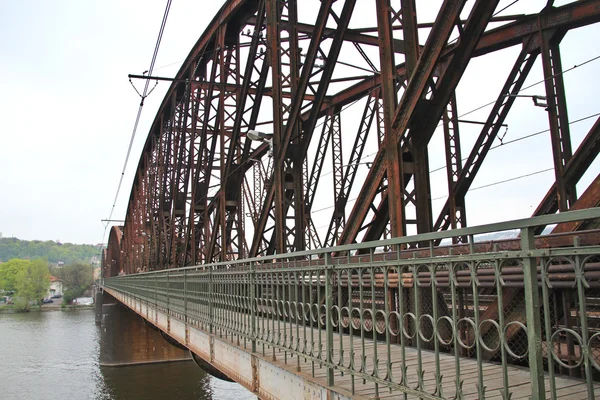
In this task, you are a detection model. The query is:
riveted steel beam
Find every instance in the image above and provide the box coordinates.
[433,36,540,234]
[533,115,600,231]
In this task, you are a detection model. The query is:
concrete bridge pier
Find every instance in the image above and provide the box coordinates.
[98,292,190,367]
[94,288,103,324]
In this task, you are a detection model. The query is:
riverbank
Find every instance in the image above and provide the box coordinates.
[0,304,95,313]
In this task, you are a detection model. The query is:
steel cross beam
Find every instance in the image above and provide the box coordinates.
[338,0,500,247]
[433,36,540,234]
[217,0,267,245]
[533,115,600,232]
[323,92,378,248]
[442,94,466,240]
[377,0,404,240]
[540,29,576,212]
[114,0,600,280]
[301,0,600,125]
[250,0,357,256]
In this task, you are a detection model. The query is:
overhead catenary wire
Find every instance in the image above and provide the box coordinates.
[99,12,600,251]
[313,166,555,228]
[100,0,173,251]
[315,53,600,183]
[454,53,600,121]
[240,53,600,231]
[121,35,600,222]
[429,110,600,174]
[311,108,600,218]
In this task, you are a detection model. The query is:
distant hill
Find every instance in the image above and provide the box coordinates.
[0,237,101,265]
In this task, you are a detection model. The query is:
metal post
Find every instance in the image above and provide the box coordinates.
[521,227,545,400]
[184,269,187,323]
[167,270,170,313]
[209,266,214,334]
[325,254,334,386]
[573,237,595,398]
[251,262,257,353]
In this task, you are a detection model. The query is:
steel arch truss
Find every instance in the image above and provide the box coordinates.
[112,0,600,274]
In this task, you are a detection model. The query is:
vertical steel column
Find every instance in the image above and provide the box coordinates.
[287,0,305,253]
[266,0,285,255]
[325,254,334,386]
[217,26,229,262]
[443,94,467,240]
[411,136,434,235]
[307,113,332,210]
[330,111,344,246]
[253,162,261,225]
[376,0,404,239]
[541,30,575,212]
[157,115,171,269]
[401,0,419,78]
[433,38,539,233]
[324,92,377,248]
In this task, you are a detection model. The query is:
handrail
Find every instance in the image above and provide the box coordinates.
[103,208,600,399]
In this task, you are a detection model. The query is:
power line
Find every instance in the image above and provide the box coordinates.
[313,166,556,231]
[310,108,599,227]
[455,53,600,121]
[153,58,185,71]
[314,108,598,215]
[429,110,600,174]
[102,11,600,250]
[315,54,600,185]
[452,167,553,195]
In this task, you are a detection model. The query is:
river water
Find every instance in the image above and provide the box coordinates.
[0,310,257,400]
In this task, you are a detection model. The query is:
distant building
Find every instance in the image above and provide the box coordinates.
[48,276,64,298]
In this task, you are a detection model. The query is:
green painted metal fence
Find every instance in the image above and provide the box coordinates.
[103,208,600,399]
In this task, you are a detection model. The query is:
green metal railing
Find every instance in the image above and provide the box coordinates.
[104,208,600,399]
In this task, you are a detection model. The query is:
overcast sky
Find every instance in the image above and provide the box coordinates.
[0,1,222,244]
[0,1,599,245]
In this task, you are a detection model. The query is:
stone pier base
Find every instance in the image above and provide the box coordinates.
[99,292,190,366]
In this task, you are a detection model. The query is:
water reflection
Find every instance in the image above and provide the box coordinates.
[100,362,214,400]
[0,310,256,400]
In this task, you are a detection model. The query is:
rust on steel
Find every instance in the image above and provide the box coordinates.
[104,0,600,276]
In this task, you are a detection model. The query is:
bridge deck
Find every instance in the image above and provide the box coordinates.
[103,209,600,399]
[209,313,598,399]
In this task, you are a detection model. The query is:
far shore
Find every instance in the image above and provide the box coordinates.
[0,304,95,313]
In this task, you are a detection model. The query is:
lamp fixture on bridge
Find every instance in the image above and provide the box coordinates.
[247,130,274,157]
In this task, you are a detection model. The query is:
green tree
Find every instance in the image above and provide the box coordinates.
[55,261,93,303]
[14,259,50,310]
[0,258,30,292]
[0,237,102,264]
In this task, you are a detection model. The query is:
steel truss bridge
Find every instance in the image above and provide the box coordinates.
[101,1,600,399]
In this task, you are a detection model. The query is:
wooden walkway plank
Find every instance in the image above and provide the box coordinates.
[242,313,598,399]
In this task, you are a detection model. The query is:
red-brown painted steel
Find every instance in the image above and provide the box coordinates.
[103,0,600,276]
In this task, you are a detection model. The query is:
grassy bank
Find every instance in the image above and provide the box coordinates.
[0,304,94,313]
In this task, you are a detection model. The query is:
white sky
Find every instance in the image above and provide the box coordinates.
[0,0,599,245]
[0,0,222,244]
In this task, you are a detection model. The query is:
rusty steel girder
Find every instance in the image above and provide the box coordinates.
[106,0,600,275]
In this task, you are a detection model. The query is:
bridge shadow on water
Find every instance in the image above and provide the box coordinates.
[99,360,256,400]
